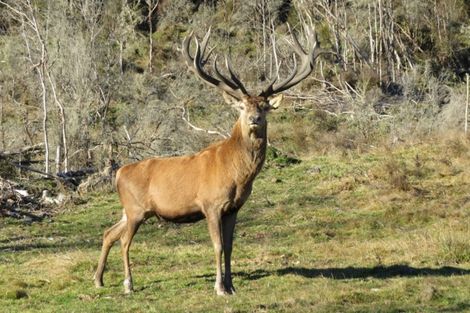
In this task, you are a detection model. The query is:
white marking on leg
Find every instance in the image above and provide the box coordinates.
[123,278,133,293]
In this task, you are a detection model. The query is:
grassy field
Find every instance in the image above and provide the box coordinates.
[1,137,469,312]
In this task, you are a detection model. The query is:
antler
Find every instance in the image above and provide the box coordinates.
[182,28,249,100]
[259,24,321,98]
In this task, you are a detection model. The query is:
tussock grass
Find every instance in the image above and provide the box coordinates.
[0,137,469,312]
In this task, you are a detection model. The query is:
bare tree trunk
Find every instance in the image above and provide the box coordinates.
[0,86,4,150]
[46,70,68,172]
[146,0,159,73]
[466,73,469,135]
[270,19,279,81]
[374,0,379,75]
[434,0,442,42]
[368,3,375,65]
[384,0,395,82]
[119,40,124,75]
[378,0,383,85]
[29,2,51,174]
[37,61,50,174]
[55,145,61,174]
[260,0,267,76]
[342,1,348,72]
[19,16,50,174]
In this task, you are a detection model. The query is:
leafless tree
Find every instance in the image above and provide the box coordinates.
[1,0,53,173]
[146,0,159,73]
[1,0,75,173]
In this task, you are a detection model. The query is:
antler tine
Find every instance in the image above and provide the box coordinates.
[200,27,211,55]
[182,28,249,100]
[259,23,321,97]
[182,31,195,65]
[262,58,283,96]
[199,27,214,65]
[276,32,317,89]
[288,23,307,56]
[225,56,248,94]
[213,56,239,90]
[262,55,298,97]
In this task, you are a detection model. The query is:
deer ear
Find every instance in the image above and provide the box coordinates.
[268,94,283,110]
[223,92,244,110]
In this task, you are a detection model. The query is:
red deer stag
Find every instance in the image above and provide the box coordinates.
[94,24,321,295]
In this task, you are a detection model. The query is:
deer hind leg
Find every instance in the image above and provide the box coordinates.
[120,212,144,294]
[94,213,127,288]
[222,212,237,294]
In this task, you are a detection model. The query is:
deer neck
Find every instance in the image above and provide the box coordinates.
[228,119,267,180]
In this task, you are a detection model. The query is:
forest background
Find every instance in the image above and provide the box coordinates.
[0,0,469,176]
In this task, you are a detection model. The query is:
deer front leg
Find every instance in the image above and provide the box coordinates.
[206,213,226,296]
[222,212,237,294]
[120,213,143,294]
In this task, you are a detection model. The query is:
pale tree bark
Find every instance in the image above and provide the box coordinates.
[146,0,159,73]
[368,3,375,65]
[260,0,267,75]
[35,54,50,174]
[466,74,469,135]
[46,70,68,172]
[0,85,4,150]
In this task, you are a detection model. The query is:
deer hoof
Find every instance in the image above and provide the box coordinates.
[123,278,133,294]
[226,286,236,295]
[93,274,103,288]
[215,285,228,296]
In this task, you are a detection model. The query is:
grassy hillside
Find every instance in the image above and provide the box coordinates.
[0,137,469,312]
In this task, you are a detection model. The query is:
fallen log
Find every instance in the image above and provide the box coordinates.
[0,143,44,158]
[14,164,59,179]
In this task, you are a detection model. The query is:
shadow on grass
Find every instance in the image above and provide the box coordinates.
[231,265,470,280]
[443,302,470,313]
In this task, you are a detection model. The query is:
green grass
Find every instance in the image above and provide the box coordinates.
[1,138,469,312]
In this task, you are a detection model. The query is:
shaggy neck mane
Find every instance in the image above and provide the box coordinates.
[225,118,267,183]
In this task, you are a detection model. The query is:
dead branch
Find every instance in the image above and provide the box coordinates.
[180,106,228,139]
[0,143,44,158]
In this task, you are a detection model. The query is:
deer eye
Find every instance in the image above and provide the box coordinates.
[260,103,270,111]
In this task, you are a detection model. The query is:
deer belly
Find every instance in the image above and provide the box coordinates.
[151,197,204,224]
[155,205,205,224]
[161,211,205,223]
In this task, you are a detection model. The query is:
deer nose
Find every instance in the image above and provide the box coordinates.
[249,115,261,124]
